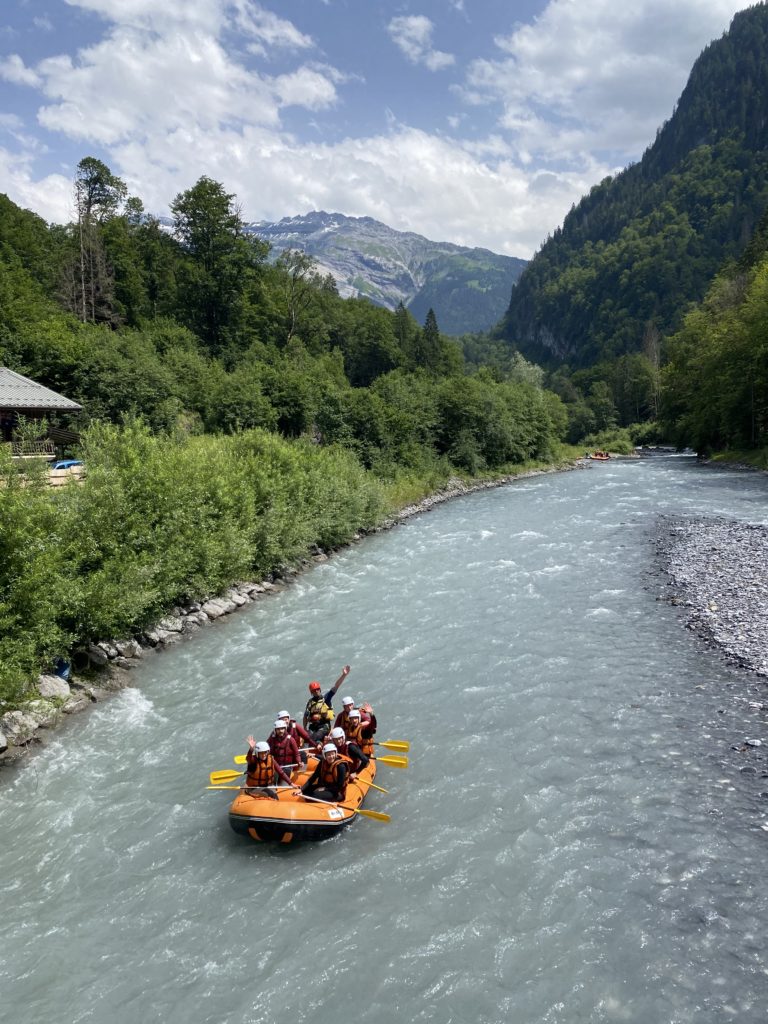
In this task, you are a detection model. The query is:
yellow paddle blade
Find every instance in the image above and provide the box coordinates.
[378,740,410,752]
[210,769,244,784]
[206,785,243,790]
[356,807,391,822]
[375,755,408,768]
[364,780,389,794]
[233,754,247,765]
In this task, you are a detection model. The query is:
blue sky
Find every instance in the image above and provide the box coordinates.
[0,0,755,256]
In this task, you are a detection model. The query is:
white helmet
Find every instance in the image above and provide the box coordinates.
[330,727,345,740]
[342,695,354,707]
[277,709,290,720]
[348,709,361,720]
[255,741,270,754]
[322,743,337,755]
[274,720,286,730]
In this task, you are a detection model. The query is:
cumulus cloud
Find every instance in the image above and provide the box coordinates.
[461,0,750,165]
[388,15,455,72]
[0,54,42,87]
[234,0,314,56]
[0,145,74,223]
[0,0,754,257]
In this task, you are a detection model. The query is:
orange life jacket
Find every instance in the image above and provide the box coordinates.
[246,754,275,787]
[318,755,350,791]
[344,720,374,758]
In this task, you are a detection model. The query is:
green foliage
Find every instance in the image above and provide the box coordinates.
[0,422,387,702]
[661,250,768,452]
[499,4,768,368]
[171,176,269,350]
[0,170,570,701]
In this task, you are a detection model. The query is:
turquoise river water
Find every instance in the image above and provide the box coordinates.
[3,455,768,1024]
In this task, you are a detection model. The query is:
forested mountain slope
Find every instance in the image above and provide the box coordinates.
[498,2,768,367]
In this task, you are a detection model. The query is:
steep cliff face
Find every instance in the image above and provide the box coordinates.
[498,4,768,367]
[247,211,526,336]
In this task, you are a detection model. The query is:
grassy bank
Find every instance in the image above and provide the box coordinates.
[708,449,768,470]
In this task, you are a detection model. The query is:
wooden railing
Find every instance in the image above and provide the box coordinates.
[4,440,56,458]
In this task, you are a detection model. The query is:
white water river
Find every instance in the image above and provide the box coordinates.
[3,456,768,1023]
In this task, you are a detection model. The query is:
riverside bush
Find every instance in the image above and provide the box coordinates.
[0,421,386,703]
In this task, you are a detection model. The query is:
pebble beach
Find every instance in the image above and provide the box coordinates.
[658,515,768,678]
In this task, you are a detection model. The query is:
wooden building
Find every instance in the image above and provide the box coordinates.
[0,367,82,457]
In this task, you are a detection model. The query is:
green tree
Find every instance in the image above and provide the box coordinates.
[171,176,269,350]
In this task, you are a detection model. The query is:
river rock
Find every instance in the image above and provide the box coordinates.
[224,589,247,607]
[113,657,137,669]
[157,616,184,633]
[1,710,39,744]
[0,729,7,752]
[87,643,109,666]
[115,639,142,659]
[202,598,228,619]
[62,695,91,714]
[97,641,119,659]
[144,627,174,645]
[37,675,71,700]
[26,699,61,728]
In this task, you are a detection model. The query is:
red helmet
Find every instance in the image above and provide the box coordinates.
[309,681,321,692]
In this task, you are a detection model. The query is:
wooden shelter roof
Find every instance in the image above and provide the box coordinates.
[0,367,82,411]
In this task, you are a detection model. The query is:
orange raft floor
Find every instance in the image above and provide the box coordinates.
[228,754,377,843]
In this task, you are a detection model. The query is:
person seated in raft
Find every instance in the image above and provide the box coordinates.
[328,725,369,780]
[341,707,376,759]
[302,665,351,740]
[275,709,320,765]
[245,739,297,798]
[267,719,302,781]
[301,743,350,803]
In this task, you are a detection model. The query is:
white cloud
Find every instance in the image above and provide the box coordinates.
[33,16,54,32]
[102,119,607,257]
[388,15,455,71]
[233,0,314,56]
[0,145,74,223]
[462,0,751,165]
[0,0,755,259]
[273,66,340,109]
[0,54,42,87]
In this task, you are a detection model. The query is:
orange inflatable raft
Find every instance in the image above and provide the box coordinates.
[228,754,378,843]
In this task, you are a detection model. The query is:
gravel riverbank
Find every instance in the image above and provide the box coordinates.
[657,515,768,678]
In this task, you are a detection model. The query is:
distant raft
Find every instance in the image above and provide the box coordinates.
[589,450,611,461]
[228,754,378,843]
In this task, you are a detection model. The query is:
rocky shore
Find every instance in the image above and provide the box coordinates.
[657,515,768,678]
[0,462,583,770]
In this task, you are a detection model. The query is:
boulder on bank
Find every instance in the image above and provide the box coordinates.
[37,675,71,700]
[1,710,39,745]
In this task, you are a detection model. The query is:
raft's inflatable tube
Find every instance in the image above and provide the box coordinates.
[228,755,377,843]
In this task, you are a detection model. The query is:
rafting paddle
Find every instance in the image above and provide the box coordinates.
[211,763,303,785]
[375,740,410,752]
[210,769,245,784]
[233,752,407,768]
[372,755,408,768]
[299,792,391,822]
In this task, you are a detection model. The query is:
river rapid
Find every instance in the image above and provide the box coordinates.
[3,456,768,1024]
